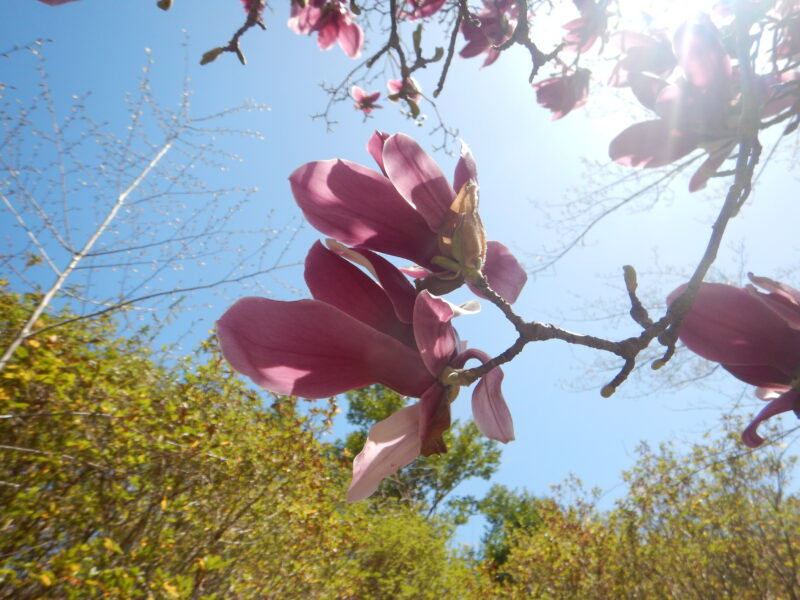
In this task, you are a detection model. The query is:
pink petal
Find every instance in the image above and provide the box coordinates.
[689,147,730,192]
[347,404,422,501]
[418,382,451,456]
[468,241,528,304]
[316,23,338,50]
[742,390,799,448]
[351,85,366,102]
[324,240,417,324]
[290,159,438,265]
[723,364,793,389]
[383,134,455,231]
[453,140,479,193]
[413,291,457,377]
[668,283,800,376]
[216,297,433,398]
[454,348,514,443]
[366,130,390,175]
[338,20,364,58]
[609,120,698,168]
[304,241,416,347]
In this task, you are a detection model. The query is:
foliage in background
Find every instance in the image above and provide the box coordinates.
[0,285,468,599]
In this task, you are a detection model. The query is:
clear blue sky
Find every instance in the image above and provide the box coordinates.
[4,0,799,548]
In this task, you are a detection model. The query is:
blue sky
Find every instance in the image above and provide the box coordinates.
[4,0,800,548]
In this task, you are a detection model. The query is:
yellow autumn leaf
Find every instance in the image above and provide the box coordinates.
[27,339,41,348]
[162,581,180,598]
[103,537,122,554]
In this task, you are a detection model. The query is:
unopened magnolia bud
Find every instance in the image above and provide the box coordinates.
[623,265,637,291]
[200,47,225,65]
[157,0,172,10]
[600,384,616,398]
[437,181,486,279]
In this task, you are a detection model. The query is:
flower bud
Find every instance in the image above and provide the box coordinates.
[436,180,487,280]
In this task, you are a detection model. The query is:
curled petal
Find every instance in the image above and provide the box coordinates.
[468,241,528,304]
[347,404,422,501]
[217,297,433,398]
[748,273,800,330]
[325,240,417,324]
[304,241,415,347]
[367,130,390,175]
[454,348,514,443]
[413,291,457,377]
[742,390,800,448]
[628,72,669,111]
[316,22,339,50]
[723,364,793,389]
[290,159,437,265]
[383,134,455,231]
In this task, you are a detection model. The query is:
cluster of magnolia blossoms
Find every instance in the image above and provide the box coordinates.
[217,132,527,501]
[670,274,800,447]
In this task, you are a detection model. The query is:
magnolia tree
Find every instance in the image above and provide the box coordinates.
[38,0,800,501]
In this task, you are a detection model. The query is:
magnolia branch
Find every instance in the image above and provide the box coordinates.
[459,13,765,395]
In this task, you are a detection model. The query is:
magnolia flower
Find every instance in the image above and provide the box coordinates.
[351,86,381,114]
[459,0,518,67]
[217,241,514,501]
[562,0,607,53]
[289,131,527,304]
[668,274,800,448]
[533,69,591,120]
[387,78,422,104]
[401,0,447,20]
[609,15,738,192]
[37,0,79,4]
[288,0,364,59]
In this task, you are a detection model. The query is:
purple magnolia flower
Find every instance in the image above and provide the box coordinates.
[289,132,527,304]
[37,0,79,4]
[351,86,382,114]
[387,78,422,104]
[217,241,514,501]
[459,0,518,67]
[668,274,800,447]
[288,0,364,59]
[533,69,591,120]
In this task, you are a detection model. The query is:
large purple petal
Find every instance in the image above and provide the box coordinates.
[217,297,433,398]
[383,134,455,232]
[290,159,438,265]
[413,291,457,377]
[347,404,421,501]
[454,348,514,443]
[468,241,527,304]
[304,241,415,347]
[609,120,698,168]
[668,283,800,376]
[742,390,800,448]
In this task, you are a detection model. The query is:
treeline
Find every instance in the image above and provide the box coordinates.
[2,286,799,598]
